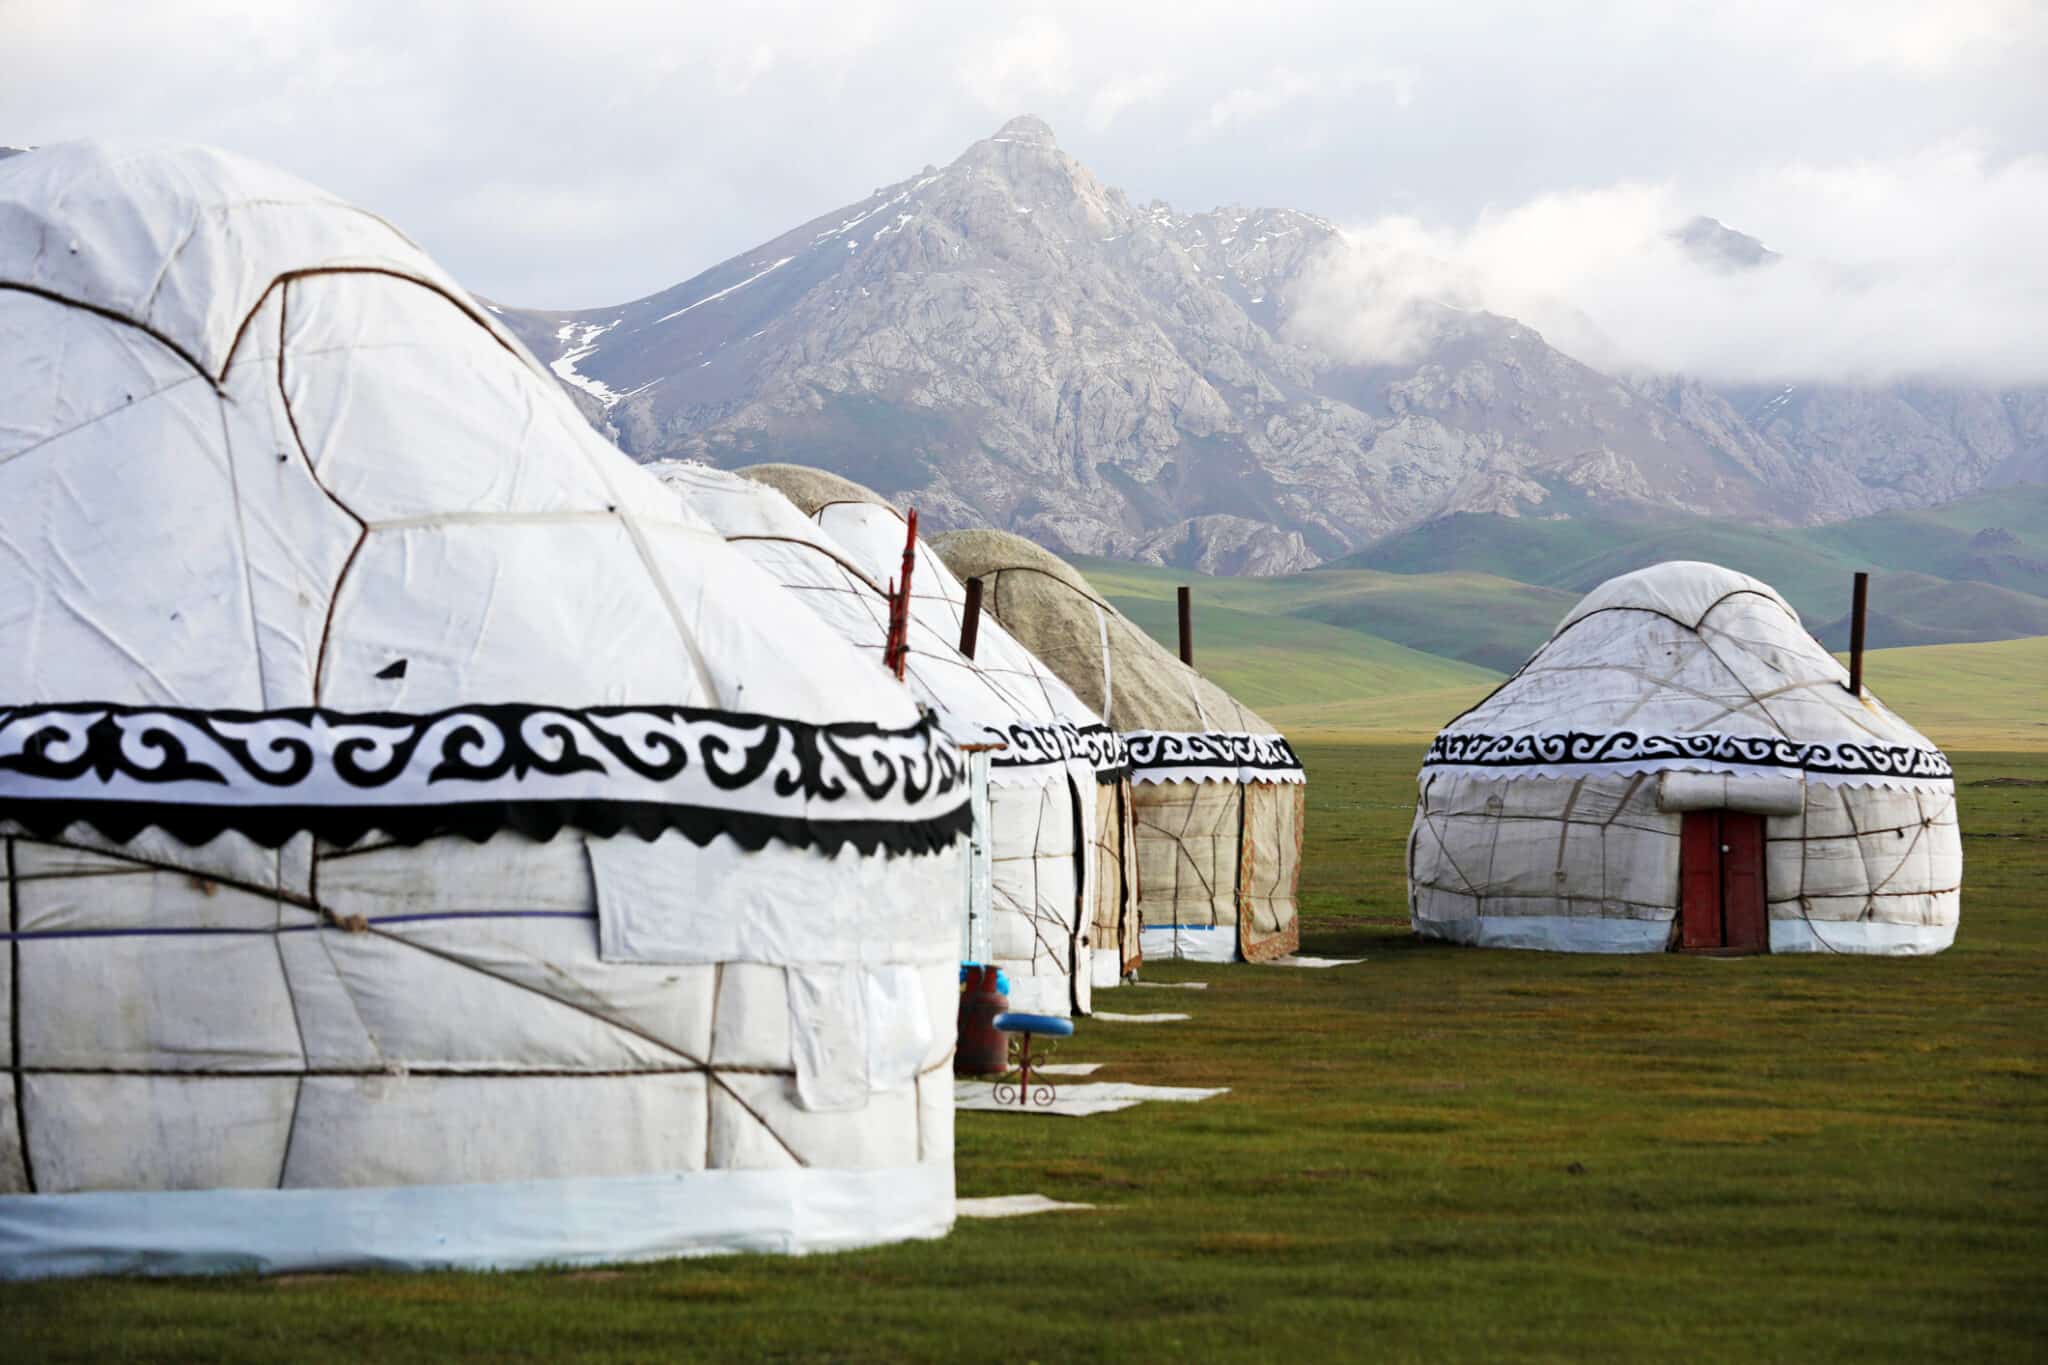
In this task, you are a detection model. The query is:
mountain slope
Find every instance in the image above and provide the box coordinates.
[502,117,2046,576]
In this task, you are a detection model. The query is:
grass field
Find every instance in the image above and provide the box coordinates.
[9,742,2043,1362]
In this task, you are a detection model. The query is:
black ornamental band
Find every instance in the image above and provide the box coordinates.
[986,719,1130,782]
[1123,730,1305,783]
[1423,729,1952,782]
[0,701,970,856]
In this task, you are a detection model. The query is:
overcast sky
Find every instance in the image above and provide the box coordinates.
[6,0,2046,378]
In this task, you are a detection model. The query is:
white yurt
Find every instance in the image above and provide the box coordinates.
[721,465,1133,1013]
[1409,561,1961,955]
[0,142,969,1279]
[932,531,1306,964]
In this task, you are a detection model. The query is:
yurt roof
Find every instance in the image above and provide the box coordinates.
[1554,560,1797,636]
[725,465,1124,781]
[0,141,968,858]
[932,528,1303,787]
[653,461,1121,782]
[736,463,890,515]
[1425,559,1950,790]
[0,140,496,381]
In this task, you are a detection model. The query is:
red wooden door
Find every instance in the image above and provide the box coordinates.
[1678,810,1769,954]
[1679,811,1726,950]
[1720,814,1768,952]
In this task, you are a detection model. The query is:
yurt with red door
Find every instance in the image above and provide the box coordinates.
[1408,561,1960,955]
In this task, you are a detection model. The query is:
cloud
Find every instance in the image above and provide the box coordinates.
[2,0,2041,310]
[1197,64,1414,137]
[956,16,1074,113]
[1085,71,1174,132]
[1287,143,2048,387]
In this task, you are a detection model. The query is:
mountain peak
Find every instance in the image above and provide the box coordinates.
[991,115,1056,146]
[1672,215,1779,271]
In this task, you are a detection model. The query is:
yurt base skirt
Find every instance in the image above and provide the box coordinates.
[1139,924,1241,964]
[0,1163,954,1280]
[1414,913,1957,956]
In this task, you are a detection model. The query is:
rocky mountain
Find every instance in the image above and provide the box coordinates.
[497,116,2047,575]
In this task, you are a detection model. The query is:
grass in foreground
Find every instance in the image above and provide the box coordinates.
[5,744,2044,1362]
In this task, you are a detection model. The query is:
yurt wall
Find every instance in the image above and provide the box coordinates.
[931,530,1306,964]
[732,465,1134,1010]
[0,142,968,1279]
[1409,561,1961,955]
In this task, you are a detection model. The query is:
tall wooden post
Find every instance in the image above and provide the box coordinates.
[1847,571,1869,696]
[1177,585,1193,666]
[959,576,984,660]
[884,508,919,681]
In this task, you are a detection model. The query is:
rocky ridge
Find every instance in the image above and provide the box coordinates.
[497,117,2047,575]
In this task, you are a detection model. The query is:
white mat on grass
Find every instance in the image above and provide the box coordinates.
[1132,981,1209,990]
[1091,1012,1191,1023]
[1266,956,1366,968]
[956,1195,1097,1219]
[954,1081,1228,1116]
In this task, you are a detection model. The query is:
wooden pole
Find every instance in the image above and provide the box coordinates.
[1177,585,1193,666]
[1847,571,1869,696]
[959,576,983,660]
[884,509,919,680]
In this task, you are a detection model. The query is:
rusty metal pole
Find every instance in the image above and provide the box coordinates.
[1177,585,1193,666]
[1847,571,1869,696]
[959,576,983,660]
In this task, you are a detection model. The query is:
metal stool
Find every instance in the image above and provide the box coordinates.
[989,1011,1074,1109]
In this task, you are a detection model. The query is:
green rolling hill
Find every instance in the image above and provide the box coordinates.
[1831,635,2048,750]
[1074,556,1569,674]
[1067,495,2048,747]
[1334,486,2048,650]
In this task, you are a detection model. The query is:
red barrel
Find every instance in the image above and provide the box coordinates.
[954,965,1011,1076]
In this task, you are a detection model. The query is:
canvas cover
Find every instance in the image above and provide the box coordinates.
[1409,561,1961,954]
[735,465,1128,1013]
[0,142,965,1278]
[931,529,1304,962]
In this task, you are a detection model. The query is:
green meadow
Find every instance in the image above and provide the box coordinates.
[8,740,2043,1361]
[8,530,2046,1361]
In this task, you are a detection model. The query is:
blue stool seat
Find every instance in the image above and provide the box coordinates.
[992,1012,1074,1037]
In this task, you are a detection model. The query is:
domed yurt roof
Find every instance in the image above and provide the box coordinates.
[1426,560,1950,788]
[931,528,1300,786]
[0,142,967,1278]
[709,464,1124,782]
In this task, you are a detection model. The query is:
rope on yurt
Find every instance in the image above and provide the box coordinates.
[1093,604,1114,718]
[6,837,35,1192]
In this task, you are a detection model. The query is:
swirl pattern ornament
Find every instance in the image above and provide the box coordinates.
[0,702,969,855]
[1122,730,1306,786]
[1423,729,1952,783]
[986,719,1130,783]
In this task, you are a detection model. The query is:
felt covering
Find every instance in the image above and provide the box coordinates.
[0,142,963,1276]
[932,529,1303,960]
[1410,561,1961,954]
